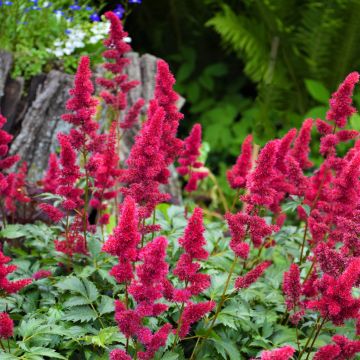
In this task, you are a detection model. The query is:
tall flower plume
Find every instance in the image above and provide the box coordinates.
[227,134,253,189]
[177,123,208,192]
[0,249,31,294]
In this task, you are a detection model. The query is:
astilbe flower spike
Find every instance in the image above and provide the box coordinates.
[90,122,121,224]
[110,349,131,360]
[62,56,100,151]
[0,312,14,339]
[4,161,30,214]
[0,249,31,294]
[246,140,279,207]
[178,301,215,339]
[42,153,59,193]
[155,59,184,167]
[113,237,171,359]
[326,71,360,128]
[307,258,360,325]
[227,134,253,189]
[290,118,313,169]
[314,335,360,360]
[120,101,170,218]
[97,11,143,129]
[257,345,295,360]
[177,123,208,192]
[32,269,52,280]
[167,207,210,300]
[102,196,140,283]
[235,261,272,289]
[283,264,301,311]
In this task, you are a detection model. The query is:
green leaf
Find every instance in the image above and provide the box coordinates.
[210,337,241,360]
[27,347,66,359]
[0,224,27,239]
[304,79,330,104]
[161,352,179,360]
[56,276,98,302]
[63,305,98,323]
[63,296,90,307]
[98,295,114,315]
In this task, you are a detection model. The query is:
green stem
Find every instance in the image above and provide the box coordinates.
[0,339,5,352]
[190,256,238,360]
[304,317,327,360]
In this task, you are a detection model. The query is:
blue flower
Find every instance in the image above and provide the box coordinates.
[129,0,142,3]
[89,12,100,22]
[53,9,64,16]
[3,1,13,5]
[85,6,92,11]
[69,4,81,10]
[114,4,125,18]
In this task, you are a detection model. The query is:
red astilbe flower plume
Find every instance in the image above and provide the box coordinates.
[42,153,59,193]
[155,59,184,167]
[177,124,208,192]
[121,98,145,130]
[235,261,272,290]
[166,208,211,302]
[120,101,170,218]
[225,212,249,259]
[178,301,215,339]
[97,11,144,131]
[4,161,30,213]
[0,114,19,173]
[62,56,100,152]
[283,264,301,311]
[307,258,360,325]
[113,237,171,359]
[290,118,313,169]
[314,335,360,360]
[110,349,132,360]
[55,134,83,211]
[128,236,169,316]
[256,345,295,360]
[137,323,172,360]
[90,122,121,224]
[246,140,279,207]
[0,249,31,294]
[38,203,65,223]
[227,134,253,189]
[102,196,140,283]
[0,312,14,339]
[326,71,360,128]
[32,269,52,280]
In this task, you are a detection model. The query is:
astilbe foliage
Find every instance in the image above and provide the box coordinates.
[177,123,208,192]
[0,249,31,294]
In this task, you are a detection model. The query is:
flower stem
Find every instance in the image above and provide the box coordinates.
[190,256,238,359]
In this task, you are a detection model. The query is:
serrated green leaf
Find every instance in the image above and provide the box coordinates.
[0,224,27,239]
[63,296,90,307]
[27,347,66,359]
[98,295,114,315]
[63,306,98,323]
